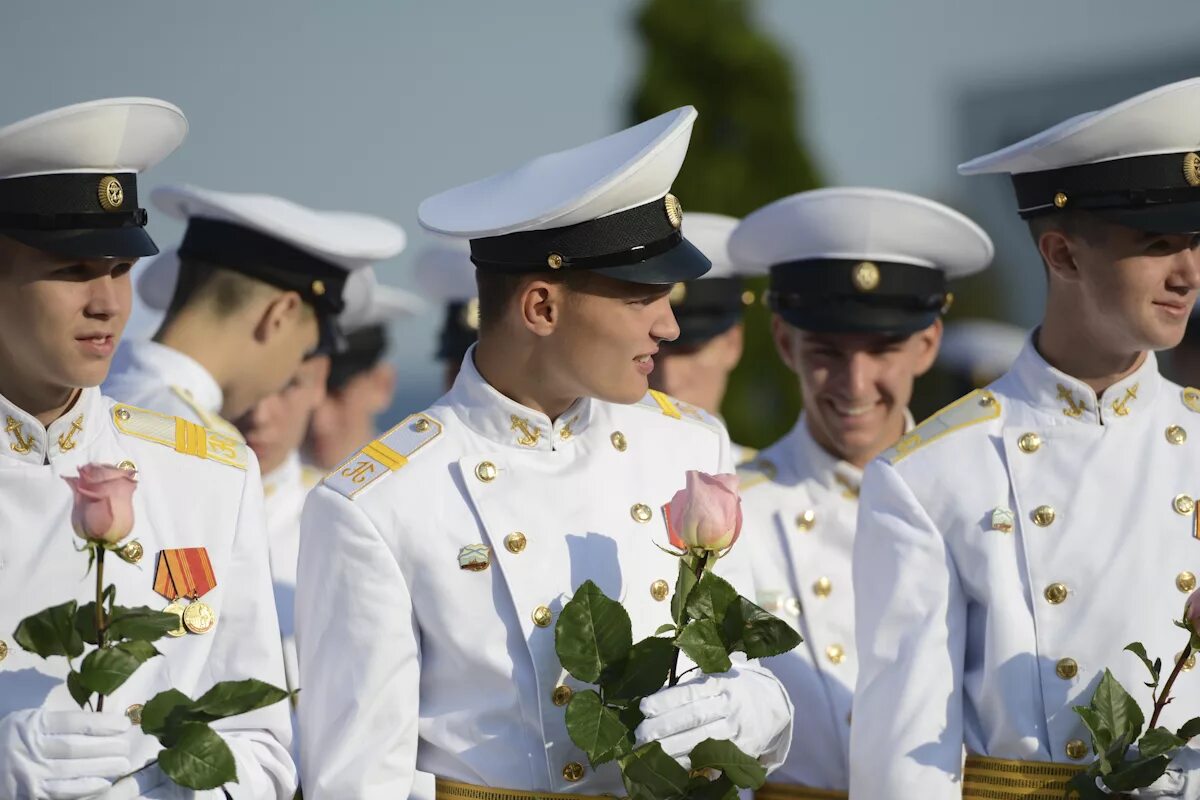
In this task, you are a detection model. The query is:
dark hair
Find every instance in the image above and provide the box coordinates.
[164,257,280,319]
[474,269,598,333]
[1026,210,1110,275]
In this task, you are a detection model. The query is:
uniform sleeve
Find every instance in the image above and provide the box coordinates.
[206,456,297,799]
[295,485,420,799]
[849,459,966,800]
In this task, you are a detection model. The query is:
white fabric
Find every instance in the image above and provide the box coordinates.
[728,187,993,279]
[682,213,742,279]
[0,709,131,800]
[418,107,696,236]
[959,77,1200,175]
[345,282,425,332]
[296,349,790,797]
[850,338,1200,799]
[412,240,476,304]
[0,387,294,799]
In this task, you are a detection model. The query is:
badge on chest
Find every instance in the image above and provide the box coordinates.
[153,548,218,636]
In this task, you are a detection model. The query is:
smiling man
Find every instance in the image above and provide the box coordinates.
[0,98,294,800]
[724,188,993,798]
[851,78,1200,799]
[296,107,793,799]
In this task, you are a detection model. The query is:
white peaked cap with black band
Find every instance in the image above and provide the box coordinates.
[413,238,480,363]
[729,187,993,335]
[0,97,187,258]
[417,107,710,284]
[669,212,756,346]
[959,77,1200,233]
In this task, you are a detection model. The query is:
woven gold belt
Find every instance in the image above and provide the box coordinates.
[435,777,610,800]
[962,755,1084,800]
[755,781,848,799]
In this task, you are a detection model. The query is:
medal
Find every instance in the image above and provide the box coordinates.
[153,547,219,635]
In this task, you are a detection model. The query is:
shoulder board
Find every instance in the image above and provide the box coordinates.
[736,457,778,492]
[1183,387,1200,414]
[881,389,1001,465]
[734,445,760,468]
[323,412,444,500]
[635,391,721,430]
[169,386,245,442]
[112,404,248,470]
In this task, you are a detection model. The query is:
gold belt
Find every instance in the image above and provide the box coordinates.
[962,755,1084,800]
[435,777,609,800]
[755,781,848,800]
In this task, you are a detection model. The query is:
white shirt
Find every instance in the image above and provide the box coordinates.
[851,339,1200,799]
[0,387,295,798]
[296,351,789,798]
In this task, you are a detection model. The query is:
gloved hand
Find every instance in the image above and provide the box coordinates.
[1098,745,1200,798]
[0,708,132,800]
[634,664,792,770]
[98,762,217,799]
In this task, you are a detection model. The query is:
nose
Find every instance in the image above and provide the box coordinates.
[1176,242,1200,293]
[651,296,681,344]
[843,350,874,398]
[84,269,124,319]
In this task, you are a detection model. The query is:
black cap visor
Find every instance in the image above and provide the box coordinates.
[1088,202,1200,235]
[589,236,711,285]
[2,225,159,260]
[669,309,742,347]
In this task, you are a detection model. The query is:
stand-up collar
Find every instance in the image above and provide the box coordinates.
[0,386,107,466]
[1009,332,1160,426]
[447,346,595,451]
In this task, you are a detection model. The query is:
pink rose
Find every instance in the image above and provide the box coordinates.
[63,464,137,545]
[1186,589,1200,631]
[663,471,742,553]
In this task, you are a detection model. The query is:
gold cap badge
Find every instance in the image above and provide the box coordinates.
[664,193,683,230]
[851,261,881,293]
[1184,153,1200,188]
[97,176,124,212]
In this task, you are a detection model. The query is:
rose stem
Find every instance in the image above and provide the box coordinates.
[667,551,710,687]
[1149,641,1193,731]
[95,546,106,712]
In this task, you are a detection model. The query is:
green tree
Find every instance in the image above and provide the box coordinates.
[628,0,822,448]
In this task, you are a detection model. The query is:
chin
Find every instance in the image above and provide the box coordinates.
[593,378,649,405]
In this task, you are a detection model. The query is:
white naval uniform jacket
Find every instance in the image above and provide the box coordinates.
[850,340,1200,799]
[104,339,243,440]
[0,387,295,799]
[296,355,792,799]
[263,452,307,700]
[730,415,864,792]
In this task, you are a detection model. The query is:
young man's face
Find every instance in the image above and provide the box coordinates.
[549,276,681,405]
[0,236,134,395]
[650,324,744,414]
[1062,223,1200,352]
[774,316,941,468]
[235,354,330,475]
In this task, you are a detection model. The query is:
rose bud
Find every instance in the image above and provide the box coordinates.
[63,463,138,545]
[664,470,743,553]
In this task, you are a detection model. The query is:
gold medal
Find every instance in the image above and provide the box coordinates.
[164,601,187,638]
[182,600,216,635]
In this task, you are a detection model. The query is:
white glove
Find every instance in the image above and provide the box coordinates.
[97,762,222,799]
[634,665,792,770]
[0,708,132,800]
[1098,746,1200,799]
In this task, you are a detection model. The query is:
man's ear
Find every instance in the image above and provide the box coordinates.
[519,279,563,337]
[910,317,944,377]
[1038,229,1082,284]
[253,290,304,343]
[770,314,801,374]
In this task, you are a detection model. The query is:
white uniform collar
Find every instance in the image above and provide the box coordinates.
[263,451,302,498]
[118,339,224,417]
[0,385,107,466]
[448,345,594,451]
[1009,332,1160,425]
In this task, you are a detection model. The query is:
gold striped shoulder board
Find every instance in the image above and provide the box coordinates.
[635,390,722,430]
[736,456,777,492]
[1183,387,1200,414]
[881,389,1001,465]
[323,412,444,500]
[111,404,248,470]
[168,386,245,442]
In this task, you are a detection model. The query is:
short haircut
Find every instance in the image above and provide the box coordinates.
[1026,209,1109,249]
[474,269,598,332]
[164,257,285,319]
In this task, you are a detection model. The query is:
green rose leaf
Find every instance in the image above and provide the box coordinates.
[721,596,802,659]
[1092,669,1145,748]
[66,671,92,709]
[15,600,83,659]
[675,619,732,674]
[671,559,700,629]
[192,679,291,720]
[140,689,196,746]
[116,640,161,666]
[78,645,141,695]
[157,721,238,790]
[654,624,676,636]
[107,605,183,642]
[1177,716,1200,741]
[685,572,739,625]
[74,602,100,645]
[685,774,739,800]
[564,690,629,766]
[619,741,691,800]
[1124,642,1160,687]
[688,737,768,789]
[1074,706,1112,770]
[604,637,676,701]
[1067,771,1110,800]
[1137,726,1185,759]
[1101,754,1171,793]
[555,580,633,684]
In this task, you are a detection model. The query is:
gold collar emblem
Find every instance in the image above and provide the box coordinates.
[510,415,542,448]
[57,414,84,452]
[1111,383,1139,417]
[1056,384,1088,418]
[5,416,34,454]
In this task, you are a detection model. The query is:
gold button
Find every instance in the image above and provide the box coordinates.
[1065,739,1088,760]
[1031,505,1056,527]
[980,392,996,407]
[631,503,653,523]
[1044,583,1068,605]
[552,685,574,706]
[826,644,846,665]
[1175,494,1195,515]
[311,279,326,296]
[1056,657,1078,680]
[504,532,527,554]
[0,639,7,662]
[532,605,553,628]
[1178,652,1197,672]
[610,431,627,452]
[650,579,670,602]
[795,510,816,532]
[547,253,564,270]
[116,459,136,472]
[1167,425,1187,445]
[1018,432,1042,453]
[813,577,833,598]
[118,539,144,564]
[475,461,497,482]
[116,408,131,421]
[413,418,431,433]
[125,703,143,725]
[1054,192,1070,209]
[563,762,585,782]
[1178,571,1197,593]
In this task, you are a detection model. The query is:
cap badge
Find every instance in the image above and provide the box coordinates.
[97,176,124,212]
[1184,153,1200,188]
[668,282,687,306]
[664,193,683,230]
[851,261,881,293]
